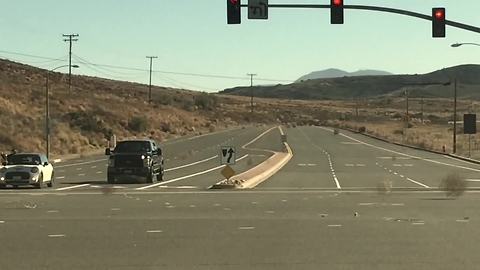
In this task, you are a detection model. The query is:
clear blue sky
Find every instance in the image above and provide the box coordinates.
[0,0,479,92]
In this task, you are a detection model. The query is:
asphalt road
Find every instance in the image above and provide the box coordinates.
[2,125,480,269]
[259,126,480,190]
[1,125,283,193]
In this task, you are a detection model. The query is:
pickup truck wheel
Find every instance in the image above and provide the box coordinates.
[146,170,156,184]
[158,169,164,182]
[107,174,115,184]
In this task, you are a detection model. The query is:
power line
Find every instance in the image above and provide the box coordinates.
[71,54,144,79]
[0,49,296,83]
[153,73,219,92]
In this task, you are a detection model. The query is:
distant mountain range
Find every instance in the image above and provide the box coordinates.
[297,68,393,81]
[222,65,480,100]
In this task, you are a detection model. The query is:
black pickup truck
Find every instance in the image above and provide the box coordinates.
[105,139,164,184]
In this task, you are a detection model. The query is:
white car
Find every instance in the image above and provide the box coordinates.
[0,153,54,188]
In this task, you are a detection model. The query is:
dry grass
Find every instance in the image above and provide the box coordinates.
[2,59,479,160]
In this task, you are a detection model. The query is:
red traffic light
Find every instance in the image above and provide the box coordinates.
[230,0,238,4]
[333,0,343,6]
[432,8,446,38]
[434,10,444,20]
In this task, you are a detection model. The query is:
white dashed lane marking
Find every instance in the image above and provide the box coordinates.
[238,226,255,230]
[48,234,66,238]
[376,163,430,188]
[146,230,163,233]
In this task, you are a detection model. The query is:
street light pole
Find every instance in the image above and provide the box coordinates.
[451,42,480,48]
[453,78,457,154]
[45,65,79,159]
[45,71,50,159]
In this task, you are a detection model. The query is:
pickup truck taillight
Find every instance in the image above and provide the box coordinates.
[108,157,115,167]
[142,156,150,167]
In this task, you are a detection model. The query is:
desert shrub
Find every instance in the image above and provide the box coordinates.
[393,129,403,135]
[156,93,174,106]
[440,172,466,198]
[181,98,195,111]
[194,93,218,110]
[65,111,105,133]
[358,126,366,133]
[160,122,172,133]
[128,116,149,133]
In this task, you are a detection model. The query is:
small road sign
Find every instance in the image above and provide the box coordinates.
[221,146,236,165]
[221,165,236,180]
[248,0,268,19]
[464,114,477,134]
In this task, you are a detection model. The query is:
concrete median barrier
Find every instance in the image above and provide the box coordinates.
[211,141,293,189]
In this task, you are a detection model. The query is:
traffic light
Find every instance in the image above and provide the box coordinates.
[331,0,344,24]
[432,8,446,38]
[227,0,241,24]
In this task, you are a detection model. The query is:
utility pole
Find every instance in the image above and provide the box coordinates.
[355,98,359,118]
[146,56,158,103]
[247,73,257,113]
[405,89,410,125]
[453,78,458,154]
[62,34,79,93]
[420,97,424,124]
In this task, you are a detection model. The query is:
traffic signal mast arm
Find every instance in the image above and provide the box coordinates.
[234,3,480,34]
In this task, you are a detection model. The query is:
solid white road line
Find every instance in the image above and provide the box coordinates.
[136,155,249,190]
[465,179,480,182]
[242,126,278,148]
[330,128,480,173]
[165,155,218,172]
[56,184,90,191]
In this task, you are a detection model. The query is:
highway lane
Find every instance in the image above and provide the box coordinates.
[1,190,479,270]
[10,125,283,192]
[259,126,480,190]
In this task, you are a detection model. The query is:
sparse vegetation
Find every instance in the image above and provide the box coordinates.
[440,173,467,198]
[194,93,218,110]
[128,116,149,133]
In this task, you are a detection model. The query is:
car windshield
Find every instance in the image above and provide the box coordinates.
[6,154,41,165]
[114,142,151,153]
